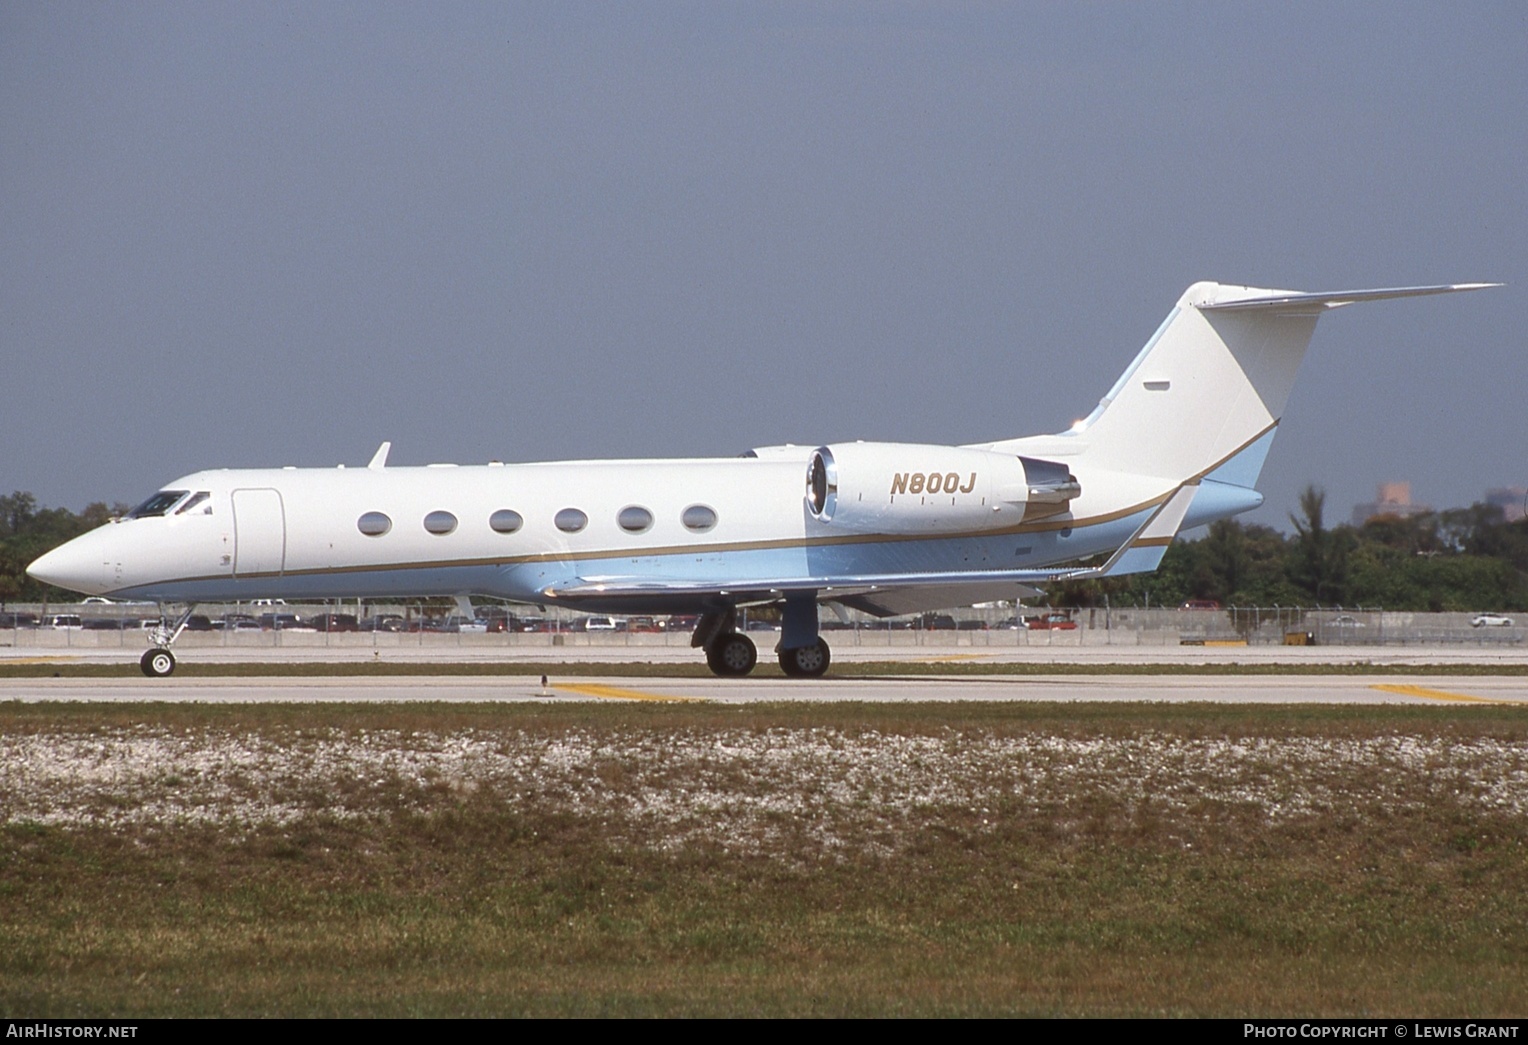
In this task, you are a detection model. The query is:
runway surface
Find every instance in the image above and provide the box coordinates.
[5,673,1528,705]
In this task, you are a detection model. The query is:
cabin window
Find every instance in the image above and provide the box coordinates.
[489,509,523,534]
[424,510,458,535]
[554,508,588,533]
[175,491,212,516]
[617,505,653,533]
[128,491,188,518]
[681,504,718,532]
[357,512,392,537]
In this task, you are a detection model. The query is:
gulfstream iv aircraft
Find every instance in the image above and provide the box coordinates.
[29,281,1496,677]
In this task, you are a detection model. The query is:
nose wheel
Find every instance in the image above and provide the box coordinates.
[778,639,831,678]
[140,648,176,678]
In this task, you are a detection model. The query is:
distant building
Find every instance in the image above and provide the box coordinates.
[1485,487,1528,523]
[1352,482,1432,527]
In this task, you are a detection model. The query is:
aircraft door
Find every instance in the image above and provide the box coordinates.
[231,489,286,577]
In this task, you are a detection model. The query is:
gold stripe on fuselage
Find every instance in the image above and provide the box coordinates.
[124,425,1276,590]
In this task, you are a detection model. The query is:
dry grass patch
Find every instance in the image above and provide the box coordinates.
[1,702,1526,1015]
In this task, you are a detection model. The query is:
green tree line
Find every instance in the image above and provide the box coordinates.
[0,492,130,603]
[1058,487,1528,612]
[3,486,1526,611]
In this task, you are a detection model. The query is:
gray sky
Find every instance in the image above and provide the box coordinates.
[3,2,1524,530]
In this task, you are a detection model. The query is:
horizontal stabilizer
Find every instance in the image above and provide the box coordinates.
[1196,283,1500,314]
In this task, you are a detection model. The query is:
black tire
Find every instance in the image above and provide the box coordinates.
[705,632,757,677]
[778,639,831,678]
[140,648,176,678]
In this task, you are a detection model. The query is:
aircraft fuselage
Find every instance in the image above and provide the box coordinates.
[33,450,1187,611]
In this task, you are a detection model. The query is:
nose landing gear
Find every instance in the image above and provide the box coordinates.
[140,648,176,678]
[140,606,196,677]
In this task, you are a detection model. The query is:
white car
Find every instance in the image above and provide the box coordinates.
[1471,614,1515,628]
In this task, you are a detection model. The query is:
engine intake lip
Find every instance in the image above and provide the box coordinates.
[807,448,838,520]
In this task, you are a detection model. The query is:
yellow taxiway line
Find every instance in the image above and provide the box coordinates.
[1370,683,1522,705]
[555,682,702,703]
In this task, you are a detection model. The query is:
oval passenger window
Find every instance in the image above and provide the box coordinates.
[489,509,523,534]
[357,512,392,537]
[681,504,717,532]
[555,508,588,533]
[617,506,653,533]
[424,510,458,535]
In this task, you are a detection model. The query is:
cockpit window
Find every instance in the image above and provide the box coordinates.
[128,490,189,518]
[175,491,212,515]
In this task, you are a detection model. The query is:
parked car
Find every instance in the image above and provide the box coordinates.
[1180,599,1221,611]
[1472,614,1515,628]
[259,613,310,631]
[308,614,360,632]
[1328,615,1365,628]
[1026,613,1078,630]
[358,614,404,632]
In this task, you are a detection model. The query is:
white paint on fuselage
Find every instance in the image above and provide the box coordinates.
[33,452,1169,605]
[37,283,1481,615]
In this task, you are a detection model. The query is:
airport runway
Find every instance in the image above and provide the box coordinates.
[7,641,1528,669]
[5,673,1528,705]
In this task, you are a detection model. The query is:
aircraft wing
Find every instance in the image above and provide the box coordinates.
[542,484,1199,618]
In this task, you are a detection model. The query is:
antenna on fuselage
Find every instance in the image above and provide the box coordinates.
[367,441,392,470]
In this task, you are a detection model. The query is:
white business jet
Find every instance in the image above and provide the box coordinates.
[29,281,1496,678]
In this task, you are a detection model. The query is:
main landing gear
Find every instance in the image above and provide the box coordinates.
[692,598,832,679]
[705,631,758,677]
[778,638,831,677]
[139,606,195,677]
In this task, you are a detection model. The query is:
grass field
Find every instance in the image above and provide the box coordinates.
[3,701,1527,1016]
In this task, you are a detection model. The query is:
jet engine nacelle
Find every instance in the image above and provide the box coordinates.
[805,442,1079,535]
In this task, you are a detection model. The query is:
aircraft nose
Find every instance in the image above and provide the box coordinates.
[27,538,107,596]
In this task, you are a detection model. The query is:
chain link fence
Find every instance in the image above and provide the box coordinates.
[2,602,1522,650]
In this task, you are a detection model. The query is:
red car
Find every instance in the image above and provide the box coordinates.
[1025,613,1078,630]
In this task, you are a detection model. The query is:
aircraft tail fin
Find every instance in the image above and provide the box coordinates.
[990,282,1497,486]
